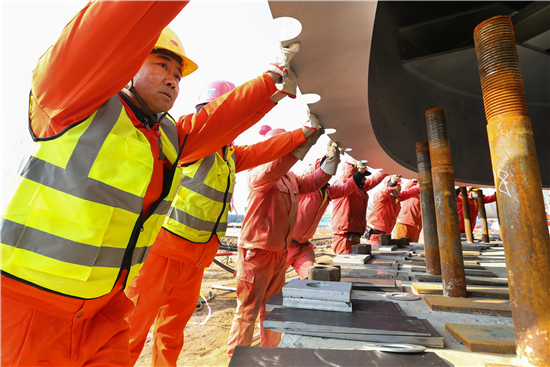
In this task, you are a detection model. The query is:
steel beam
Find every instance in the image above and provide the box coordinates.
[474,15,550,366]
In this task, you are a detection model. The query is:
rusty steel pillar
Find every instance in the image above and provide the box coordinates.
[416,142,441,275]
[476,189,490,243]
[425,108,467,297]
[460,187,474,243]
[474,15,550,366]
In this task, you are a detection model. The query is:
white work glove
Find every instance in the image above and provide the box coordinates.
[292,128,324,161]
[266,43,300,83]
[277,67,298,99]
[321,140,342,175]
[350,159,367,173]
[303,109,320,132]
[390,174,402,185]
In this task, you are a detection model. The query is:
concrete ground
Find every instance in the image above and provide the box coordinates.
[278,242,534,367]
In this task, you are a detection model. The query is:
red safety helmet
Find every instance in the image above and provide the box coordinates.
[258,125,272,136]
[196,80,236,107]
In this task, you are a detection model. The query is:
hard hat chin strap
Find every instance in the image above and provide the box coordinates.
[126,79,165,128]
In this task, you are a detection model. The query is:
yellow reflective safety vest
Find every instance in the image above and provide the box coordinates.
[163,146,236,243]
[1,95,182,299]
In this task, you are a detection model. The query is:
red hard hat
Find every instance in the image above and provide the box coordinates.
[196,80,236,107]
[265,128,286,139]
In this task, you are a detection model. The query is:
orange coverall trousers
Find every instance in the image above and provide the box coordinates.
[331,233,359,255]
[125,253,204,366]
[1,272,133,366]
[287,242,315,279]
[394,223,422,242]
[227,247,286,358]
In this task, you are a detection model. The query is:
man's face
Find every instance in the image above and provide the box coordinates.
[132,54,182,114]
[393,184,402,196]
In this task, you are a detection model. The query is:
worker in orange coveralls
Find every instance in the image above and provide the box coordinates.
[125,52,312,365]
[330,160,388,255]
[288,145,369,279]
[227,114,331,358]
[394,179,422,242]
[366,176,420,245]
[1,2,299,365]
[457,187,496,234]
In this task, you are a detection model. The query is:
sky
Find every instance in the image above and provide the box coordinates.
[1,0,367,214]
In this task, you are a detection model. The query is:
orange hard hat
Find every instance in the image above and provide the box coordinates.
[153,27,198,77]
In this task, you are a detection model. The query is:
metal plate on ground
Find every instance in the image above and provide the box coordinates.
[333,254,371,264]
[229,346,449,366]
[386,292,421,301]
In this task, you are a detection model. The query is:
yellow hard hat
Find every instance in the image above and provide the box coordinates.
[153,26,198,77]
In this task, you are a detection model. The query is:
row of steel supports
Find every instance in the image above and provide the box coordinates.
[413,15,549,366]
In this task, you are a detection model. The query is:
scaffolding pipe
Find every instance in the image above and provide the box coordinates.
[474,15,550,366]
[425,107,467,297]
[415,141,441,275]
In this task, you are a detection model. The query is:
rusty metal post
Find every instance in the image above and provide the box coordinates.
[416,141,441,275]
[460,187,474,243]
[476,189,490,243]
[425,108,467,297]
[474,15,550,366]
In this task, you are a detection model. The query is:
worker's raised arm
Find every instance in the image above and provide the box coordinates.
[31,1,187,138]
[484,193,497,203]
[397,185,420,202]
[233,129,306,173]
[364,171,388,191]
[247,154,299,193]
[177,74,278,164]
[297,167,332,195]
[327,177,360,200]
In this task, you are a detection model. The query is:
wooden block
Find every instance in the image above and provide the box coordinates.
[263,307,431,336]
[412,282,509,299]
[412,263,485,270]
[352,244,371,254]
[420,250,480,257]
[445,323,515,354]
[412,258,479,265]
[424,295,512,317]
[229,347,449,367]
[415,274,508,287]
[341,278,403,292]
[411,266,496,277]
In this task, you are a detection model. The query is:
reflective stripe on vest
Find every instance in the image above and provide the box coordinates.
[163,147,236,243]
[1,95,180,299]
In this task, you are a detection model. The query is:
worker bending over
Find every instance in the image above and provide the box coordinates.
[227,115,330,358]
[366,176,420,245]
[288,143,366,279]
[125,56,312,365]
[331,160,387,255]
[457,187,496,234]
[394,179,422,242]
[1,2,294,365]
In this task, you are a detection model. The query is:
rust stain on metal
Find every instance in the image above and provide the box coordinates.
[425,108,467,298]
[476,189,490,242]
[460,187,474,243]
[474,15,550,366]
[416,141,441,275]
